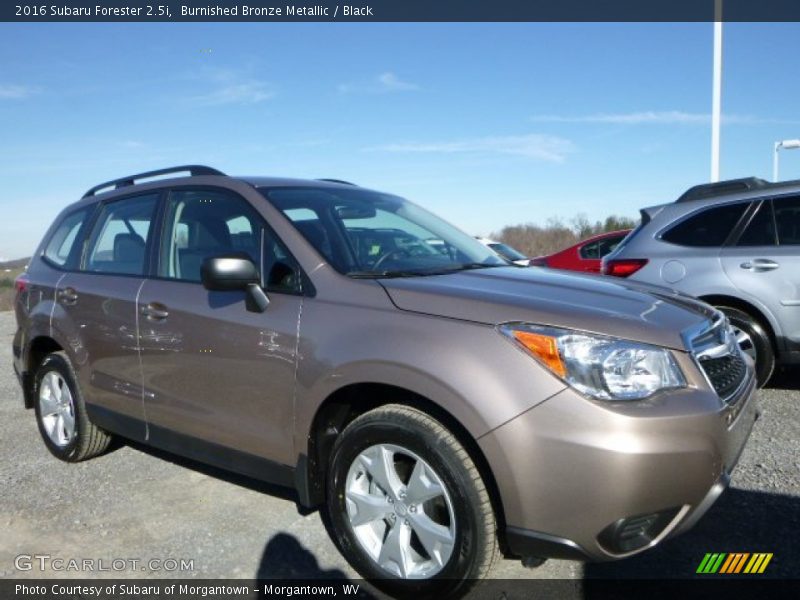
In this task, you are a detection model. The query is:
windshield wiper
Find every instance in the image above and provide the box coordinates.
[347,270,438,279]
[449,262,507,271]
[347,263,506,279]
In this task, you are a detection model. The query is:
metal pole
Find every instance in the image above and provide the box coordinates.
[711,0,723,182]
[774,142,781,182]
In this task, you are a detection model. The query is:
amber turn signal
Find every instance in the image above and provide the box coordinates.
[511,330,566,378]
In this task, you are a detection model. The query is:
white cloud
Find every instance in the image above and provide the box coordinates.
[529,111,800,125]
[0,84,40,99]
[190,81,275,106]
[371,133,575,162]
[182,67,275,106]
[338,72,419,94]
[376,72,419,92]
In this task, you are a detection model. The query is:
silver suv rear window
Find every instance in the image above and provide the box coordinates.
[661,202,749,247]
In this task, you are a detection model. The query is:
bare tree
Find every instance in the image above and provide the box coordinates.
[491,214,637,257]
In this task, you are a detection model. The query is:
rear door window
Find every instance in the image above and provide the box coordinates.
[773,196,800,245]
[597,234,625,257]
[579,241,600,259]
[737,201,777,246]
[43,208,92,268]
[661,202,749,247]
[84,194,159,275]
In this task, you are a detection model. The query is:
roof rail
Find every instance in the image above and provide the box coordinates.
[317,178,356,186]
[82,165,226,198]
[675,177,768,203]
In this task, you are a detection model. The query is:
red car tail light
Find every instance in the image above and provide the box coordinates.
[14,273,29,293]
[603,258,648,277]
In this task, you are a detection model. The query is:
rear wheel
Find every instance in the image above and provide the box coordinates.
[34,352,112,461]
[716,306,775,388]
[325,404,497,597]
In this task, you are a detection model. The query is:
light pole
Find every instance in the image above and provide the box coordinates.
[773,139,800,182]
[710,0,723,182]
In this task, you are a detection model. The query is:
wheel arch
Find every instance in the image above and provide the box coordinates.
[699,294,778,351]
[22,335,64,409]
[299,382,509,552]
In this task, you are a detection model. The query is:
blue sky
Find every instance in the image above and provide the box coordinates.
[2,22,800,259]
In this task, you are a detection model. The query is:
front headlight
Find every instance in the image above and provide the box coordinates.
[500,323,686,401]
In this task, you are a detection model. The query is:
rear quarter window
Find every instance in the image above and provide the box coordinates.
[42,208,91,268]
[661,202,749,247]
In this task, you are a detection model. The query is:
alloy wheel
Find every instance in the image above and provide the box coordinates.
[38,371,76,447]
[732,325,757,362]
[344,443,456,579]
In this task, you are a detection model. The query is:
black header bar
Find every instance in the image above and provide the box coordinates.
[5,1,800,23]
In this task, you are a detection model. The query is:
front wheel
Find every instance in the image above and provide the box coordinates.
[325,405,497,597]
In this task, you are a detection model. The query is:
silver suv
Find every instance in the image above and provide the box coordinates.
[603,176,800,387]
[13,166,757,596]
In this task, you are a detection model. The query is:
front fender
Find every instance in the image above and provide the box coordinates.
[292,298,567,456]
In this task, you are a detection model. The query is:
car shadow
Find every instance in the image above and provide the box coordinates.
[255,532,349,579]
[766,365,800,391]
[583,487,799,579]
[124,439,302,507]
[123,442,380,595]
[254,533,378,599]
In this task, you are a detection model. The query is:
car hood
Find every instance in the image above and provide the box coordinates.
[379,267,716,351]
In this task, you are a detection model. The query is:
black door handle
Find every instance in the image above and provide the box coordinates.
[141,303,169,321]
[58,287,78,305]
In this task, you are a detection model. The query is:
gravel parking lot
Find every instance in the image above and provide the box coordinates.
[1,310,798,582]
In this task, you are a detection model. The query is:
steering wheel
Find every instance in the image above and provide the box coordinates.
[372,248,411,271]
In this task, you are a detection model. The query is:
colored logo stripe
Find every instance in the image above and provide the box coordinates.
[697,552,773,574]
[744,553,773,574]
[697,553,726,573]
[719,553,749,573]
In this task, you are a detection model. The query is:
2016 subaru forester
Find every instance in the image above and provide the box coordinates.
[13,166,758,596]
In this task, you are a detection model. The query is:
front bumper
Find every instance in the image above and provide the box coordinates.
[479,363,758,561]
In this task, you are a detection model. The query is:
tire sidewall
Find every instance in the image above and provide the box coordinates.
[326,417,483,594]
[717,306,774,387]
[33,354,82,460]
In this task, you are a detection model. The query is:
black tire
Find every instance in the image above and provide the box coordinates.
[325,404,497,598]
[716,306,775,388]
[33,352,112,462]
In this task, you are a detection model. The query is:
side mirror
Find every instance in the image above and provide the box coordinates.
[201,256,269,313]
[201,256,259,290]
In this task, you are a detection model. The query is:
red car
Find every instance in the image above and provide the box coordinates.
[531,229,631,273]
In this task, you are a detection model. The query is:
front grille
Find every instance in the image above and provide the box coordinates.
[699,353,747,401]
[688,313,748,402]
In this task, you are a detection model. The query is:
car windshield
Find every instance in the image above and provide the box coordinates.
[262,187,508,277]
